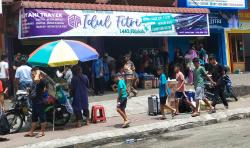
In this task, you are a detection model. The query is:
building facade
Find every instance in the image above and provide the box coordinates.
[178,0,248,70]
[1,0,210,65]
[225,2,250,72]
[179,0,248,71]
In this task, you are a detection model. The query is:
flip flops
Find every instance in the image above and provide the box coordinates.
[122,121,131,128]
[24,133,36,137]
[191,112,200,117]
[24,133,45,138]
[172,109,177,117]
[0,137,9,142]
[160,116,167,120]
[36,133,45,138]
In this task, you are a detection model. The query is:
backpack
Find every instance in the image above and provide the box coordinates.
[224,75,232,87]
[223,75,233,98]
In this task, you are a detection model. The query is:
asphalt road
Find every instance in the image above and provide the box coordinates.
[100,119,250,148]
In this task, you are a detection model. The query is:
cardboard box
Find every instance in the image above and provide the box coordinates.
[140,80,152,89]
[152,78,159,88]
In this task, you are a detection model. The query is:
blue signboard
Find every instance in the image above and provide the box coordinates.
[209,11,239,29]
[186,0,248,9]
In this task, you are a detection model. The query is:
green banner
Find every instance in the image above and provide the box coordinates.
[151,24,172,32]
[142,15,174,23]
[155,20,175,26]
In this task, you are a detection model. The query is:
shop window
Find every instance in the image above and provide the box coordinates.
[229,34,245,63]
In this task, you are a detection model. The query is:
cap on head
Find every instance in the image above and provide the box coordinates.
[115,72,122,78]
[192,57,200,63]
[20,55,27,63]
[209,54,216,60]
[157,66,163,71]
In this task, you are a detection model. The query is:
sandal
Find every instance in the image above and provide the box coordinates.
[122,124,129,128]
[24,133,36,137]
[171,109,177,117]
[191,112,200,117]
[122,121,130,128]
[36,133,45,138]
[75,123,82,128]
[0,137,9,142]
[75,121,82,128]
[125,120,131,125]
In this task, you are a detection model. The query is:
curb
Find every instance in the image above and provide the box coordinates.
[18,107,250,148]
[233,85,250,97]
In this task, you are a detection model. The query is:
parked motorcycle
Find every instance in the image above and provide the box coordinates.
[6,90,31,133]
[204,82,217,102]
[6,90,71,134]
[204,81,238,104]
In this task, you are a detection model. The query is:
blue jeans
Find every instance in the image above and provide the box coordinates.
[19,81,32,90]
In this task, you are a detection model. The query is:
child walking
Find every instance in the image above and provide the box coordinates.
[114,73,130,128]
[192,58,216,117]
[174,64,196,114]
[157,67,176,120]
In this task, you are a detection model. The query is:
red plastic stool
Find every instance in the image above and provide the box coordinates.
[91,105,107,123]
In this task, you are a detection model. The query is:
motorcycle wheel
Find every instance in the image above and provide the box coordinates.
[53,105,71,126]
[204,91,215,102]
[6,112,23,134]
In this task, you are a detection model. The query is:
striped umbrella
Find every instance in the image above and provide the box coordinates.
[28,40,99,67]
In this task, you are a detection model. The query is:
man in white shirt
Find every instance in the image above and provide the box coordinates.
[56,66,73,84]
[0,55,8,110]
[15,56,32,90]
[0,55,9,95]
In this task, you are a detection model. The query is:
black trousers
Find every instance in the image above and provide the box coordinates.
[74,109,90,121]
[212,86,228,108]
[94,77,104,94]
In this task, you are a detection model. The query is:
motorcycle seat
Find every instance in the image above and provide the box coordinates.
[16,90,29,95]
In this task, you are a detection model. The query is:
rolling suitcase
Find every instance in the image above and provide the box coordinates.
[148,95,160,116]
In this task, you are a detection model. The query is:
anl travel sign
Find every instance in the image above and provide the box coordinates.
[19,9,209,39]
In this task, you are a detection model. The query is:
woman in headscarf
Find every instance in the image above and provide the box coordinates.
[184,44,198,84]
[71,65,90,127]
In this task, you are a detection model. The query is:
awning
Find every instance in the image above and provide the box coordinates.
[19,0,176,7]
[18,1,210,39]
[20,1,210,14]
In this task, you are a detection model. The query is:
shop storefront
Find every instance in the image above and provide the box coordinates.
[0,1,208,91]
[15,2,210,71]
[181,0,248,72]
[225,4,250,72]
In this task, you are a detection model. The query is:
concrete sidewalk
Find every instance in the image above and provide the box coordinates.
[1,73,250,148]
[0,95,250,148]
[88,73,250,103]
[90,73,250,118]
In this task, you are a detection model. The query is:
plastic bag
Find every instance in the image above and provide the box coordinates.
[65,99,73,114]
[55,85,67,104]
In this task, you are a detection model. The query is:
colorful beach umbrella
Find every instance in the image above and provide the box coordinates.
[28,40,99,67]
